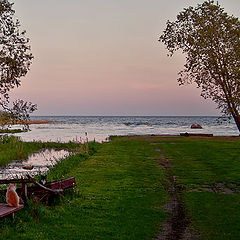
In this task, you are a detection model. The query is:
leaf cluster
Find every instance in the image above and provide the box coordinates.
[0,0,36,129]
[159,0,240,119]
[0,0,33,99]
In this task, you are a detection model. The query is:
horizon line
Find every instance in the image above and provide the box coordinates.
[30,115,222,117]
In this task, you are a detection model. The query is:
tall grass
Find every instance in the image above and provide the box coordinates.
[0,135,96,167]
[0,135,33,167]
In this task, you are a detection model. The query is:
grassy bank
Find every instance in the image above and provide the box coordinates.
[0,136,240,239]
[0,136,167,240]
[127,135,240,239]
[0,135,87,167]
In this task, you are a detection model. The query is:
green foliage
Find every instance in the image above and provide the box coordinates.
[0,0,37,129]
[0,135,28,166]
[160,0,240,132]
[0,110,11,129]
[0,0,33,98]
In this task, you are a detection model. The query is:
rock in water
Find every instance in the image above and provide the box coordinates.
[23,165,33,170]
[191,124,202,129]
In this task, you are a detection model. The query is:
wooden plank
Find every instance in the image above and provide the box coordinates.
[0,204,24,218]
[33,180,63,194]
[47,177,76,190]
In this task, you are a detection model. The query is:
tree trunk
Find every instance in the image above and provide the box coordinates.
[232,113,240,134]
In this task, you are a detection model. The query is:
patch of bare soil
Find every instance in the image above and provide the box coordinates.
[186,183,240,194]
[157,158,198,240]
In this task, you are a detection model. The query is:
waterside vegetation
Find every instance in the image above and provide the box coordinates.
[0,135,91,167]
[0,135,240,239]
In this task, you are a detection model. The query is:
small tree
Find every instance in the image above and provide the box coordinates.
[0,0,36,129]
[159,0,240,133]
[0,110,10,129]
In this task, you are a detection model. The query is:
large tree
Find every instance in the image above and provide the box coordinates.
[0,0,36,129]
[159,0,240,133]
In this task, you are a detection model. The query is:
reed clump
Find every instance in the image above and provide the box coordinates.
[0,135,26,166]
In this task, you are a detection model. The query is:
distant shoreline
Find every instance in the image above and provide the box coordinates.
[10,120,54,125]
[120,134,240,140]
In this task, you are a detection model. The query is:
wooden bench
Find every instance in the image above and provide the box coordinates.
[0,203,24,219]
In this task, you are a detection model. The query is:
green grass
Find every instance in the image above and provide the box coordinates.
[144,136,240,239]
[159,137,240,185]
[0,135,41,167]
[1,135,240,239]
[0,137,168,240]
[183,192,240,240]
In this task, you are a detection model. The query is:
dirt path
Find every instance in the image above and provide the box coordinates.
[155,151,197,240]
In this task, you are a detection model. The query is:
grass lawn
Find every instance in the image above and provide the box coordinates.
[0,135,240,239]
[135,135,240,240]
[0,136,168,240]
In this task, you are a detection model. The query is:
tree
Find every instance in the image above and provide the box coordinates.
[159,0,240,133]
[0,0,36,130]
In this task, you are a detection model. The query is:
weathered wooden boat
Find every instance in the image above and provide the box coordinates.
[26,177,76,202]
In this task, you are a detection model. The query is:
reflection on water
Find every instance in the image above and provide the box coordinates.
[0,149,70,180]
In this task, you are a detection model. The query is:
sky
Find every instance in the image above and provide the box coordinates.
[10,0,240,116]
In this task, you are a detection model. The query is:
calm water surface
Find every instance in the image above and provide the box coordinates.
[0,149,70,180]
[12,116,239,142]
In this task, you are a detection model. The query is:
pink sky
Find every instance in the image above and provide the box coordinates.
[10,0,240,116]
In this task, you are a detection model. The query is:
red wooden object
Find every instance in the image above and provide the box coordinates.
[46,177,76,190]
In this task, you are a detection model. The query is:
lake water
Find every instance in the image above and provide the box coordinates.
[12,116,239,143]
[0,149,70,180]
